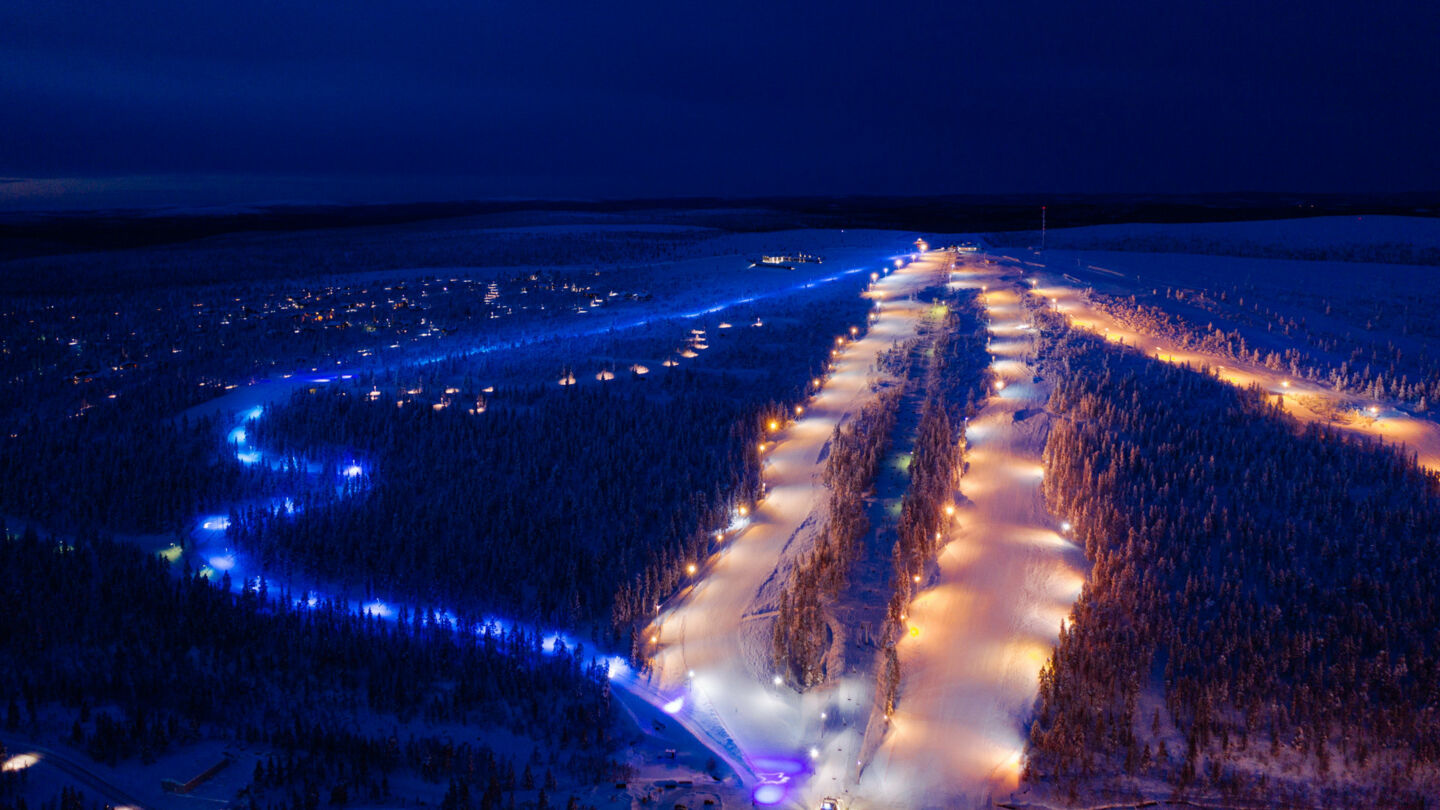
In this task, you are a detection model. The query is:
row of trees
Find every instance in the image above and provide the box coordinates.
[876,290,992,715]
[876,396,964,717]
[1023,303,1440,804]
[772,383,908,687]
[0,523,614,807]
[768,285,994,694]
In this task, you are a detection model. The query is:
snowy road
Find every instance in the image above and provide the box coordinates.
[646,253,945,807]
[857,259,1086,809]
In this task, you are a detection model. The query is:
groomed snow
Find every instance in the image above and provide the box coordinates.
[854,259,1085,810]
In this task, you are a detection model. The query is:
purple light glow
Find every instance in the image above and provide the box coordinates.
[752,784,785,805]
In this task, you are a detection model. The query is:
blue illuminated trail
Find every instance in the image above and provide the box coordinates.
[182,248,913,801]
[198,400,761,783]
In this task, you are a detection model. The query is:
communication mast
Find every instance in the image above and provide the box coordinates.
[1041,205,1047,251]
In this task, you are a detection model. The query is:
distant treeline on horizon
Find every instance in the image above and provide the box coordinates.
[2,191,1436,262]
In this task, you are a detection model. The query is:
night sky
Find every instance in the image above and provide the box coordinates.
[3,0,1438,207]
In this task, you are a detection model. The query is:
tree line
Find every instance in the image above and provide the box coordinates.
[772,383,907,687]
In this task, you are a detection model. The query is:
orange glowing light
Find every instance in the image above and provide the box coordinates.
[2,754,39,772]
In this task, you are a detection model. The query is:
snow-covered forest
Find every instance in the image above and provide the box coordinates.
[1026,305,1440,805]
[0,524,613,810]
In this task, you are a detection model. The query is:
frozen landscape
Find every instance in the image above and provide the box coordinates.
[5,210,1440,810]
[6,0,1439,805]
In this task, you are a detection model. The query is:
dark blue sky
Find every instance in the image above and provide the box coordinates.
[3,0,1437,208]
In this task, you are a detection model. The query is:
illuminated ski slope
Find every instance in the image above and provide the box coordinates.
[1018,260,1440,473]
[645,252,945,807]
[857,258,1085,809]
